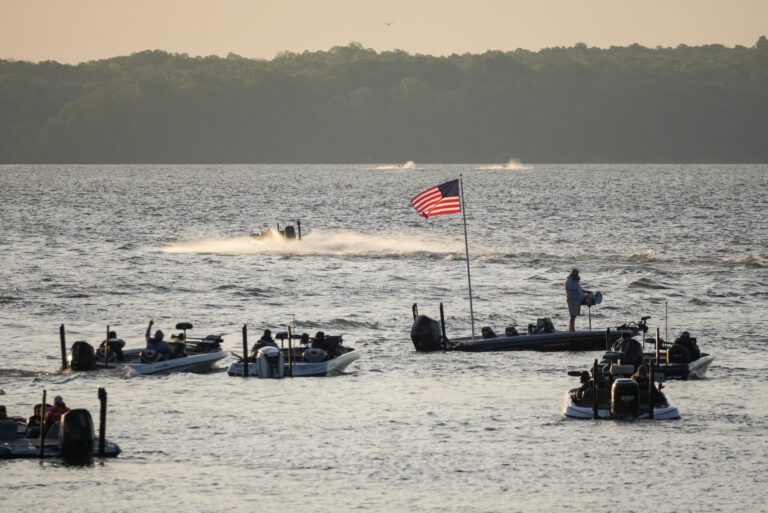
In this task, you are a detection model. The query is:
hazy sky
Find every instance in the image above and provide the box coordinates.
[2,0,766,63]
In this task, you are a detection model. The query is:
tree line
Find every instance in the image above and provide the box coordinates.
[1,38,767,163]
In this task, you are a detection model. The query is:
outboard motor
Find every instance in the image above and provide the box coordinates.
[69,341,97,371]
[255,346,284,378]
[410,315,443,352]
[59,409,95,464]
[610,378,640,420]
[283,225,297,239]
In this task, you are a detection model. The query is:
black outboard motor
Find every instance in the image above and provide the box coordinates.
[59,409,95,464]
[410,315,443,352]
[610,379,640,420]
[283,225,297,239]
[69,341,97,371]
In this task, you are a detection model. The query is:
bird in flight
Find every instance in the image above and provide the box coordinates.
[383,22,394,26]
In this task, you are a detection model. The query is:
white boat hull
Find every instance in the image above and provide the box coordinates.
[687,354,715,378]
[228,349,360,378]
[561,391,680,420]
[128,350,228,375]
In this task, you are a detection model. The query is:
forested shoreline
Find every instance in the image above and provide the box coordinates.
[1,39,767,163]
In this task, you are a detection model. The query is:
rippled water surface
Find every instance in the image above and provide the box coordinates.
[1,164,766,512]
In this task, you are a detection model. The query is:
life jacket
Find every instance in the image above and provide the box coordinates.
[44,404,70,434]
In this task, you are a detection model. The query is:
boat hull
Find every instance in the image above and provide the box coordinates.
[0,438,121,459]
[561,391,680,420]
[128,350,228,375]
[450,331,622,352]
[228,349,360,378]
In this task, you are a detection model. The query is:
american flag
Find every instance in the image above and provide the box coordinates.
[411,179,461,218]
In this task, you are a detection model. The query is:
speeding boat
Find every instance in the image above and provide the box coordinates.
[227,332,360,378]
[410,303,639,353]
[251,220,302,241]
[0,388,121,461]
[63,323,227,375]
[562,359,680,420]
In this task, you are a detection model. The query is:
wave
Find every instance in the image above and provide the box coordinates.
[375,160,417,170]
[723,254,765,268]
[476,159,531,170]
[628,249,657,262]
[162,229,464,257]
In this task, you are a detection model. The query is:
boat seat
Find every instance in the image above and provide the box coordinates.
[0,419,18,440]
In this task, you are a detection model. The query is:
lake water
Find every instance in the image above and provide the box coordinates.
[1,164,766,512]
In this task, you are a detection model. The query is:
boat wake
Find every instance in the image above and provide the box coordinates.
[375,160,417,170]
[476,159,531,170]
[162,229,464,257]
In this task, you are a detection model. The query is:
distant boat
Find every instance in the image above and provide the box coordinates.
[228,332,359,378]
[409,300,635,353]
[251,220,302,240]
[63,323,227,375]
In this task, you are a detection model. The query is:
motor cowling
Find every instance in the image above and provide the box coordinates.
[59,409,94,464]
[283,225,297,239]
[611,378,640,420]
[410,315,443,352]
[256,346,284,378]
[69,341,97,371]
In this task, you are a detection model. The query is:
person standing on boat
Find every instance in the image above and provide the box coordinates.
[146,319,172,358]
[565,268,585,332]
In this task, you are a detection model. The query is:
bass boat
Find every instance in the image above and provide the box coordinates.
[410,304,640,353]
[64,322,227,375]
[641,330,714,380]
[228,332,360,378]
[0,388,121,461]
[562,358,680,420]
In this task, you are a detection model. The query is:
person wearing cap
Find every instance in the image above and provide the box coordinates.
[250,329,277,357]
[146,319,173,357]
[311,331,330,352]
[100,330,126,361]
[674,331,701,361]
[44,395,70,435]
[0,405,8,420]
[565,268,585,332]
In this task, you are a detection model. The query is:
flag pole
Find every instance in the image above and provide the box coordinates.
[459,175,476,339]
